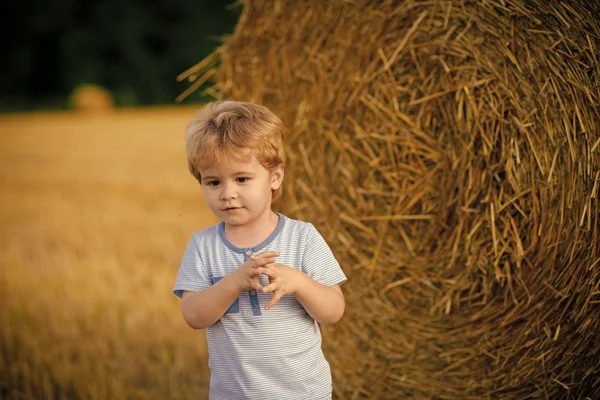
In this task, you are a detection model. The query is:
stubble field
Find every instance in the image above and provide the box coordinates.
[0,107,217,399]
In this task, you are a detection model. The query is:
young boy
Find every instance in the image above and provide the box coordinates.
[173,101,347,400]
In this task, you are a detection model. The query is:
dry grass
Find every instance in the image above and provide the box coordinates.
[0,107,217,399]
[183,0,600,398]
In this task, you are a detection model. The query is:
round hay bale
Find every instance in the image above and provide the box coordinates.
[181,0,600,398]
[69,84,115,113]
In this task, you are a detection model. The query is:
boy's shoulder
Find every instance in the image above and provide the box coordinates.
[280,213,313,229]
[189,223,220,242]
[279,213,319,237]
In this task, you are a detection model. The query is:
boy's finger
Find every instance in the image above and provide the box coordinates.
[252,267,275,278]
[249,269,261,277]
[252,257,277,267]
[251,251,280,260]
[265,291,283,310]
[257,267,278,278]
[257,262,284,273]
[260,281,279,293]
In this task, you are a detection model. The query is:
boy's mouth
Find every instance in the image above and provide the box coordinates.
[222,206,242,211]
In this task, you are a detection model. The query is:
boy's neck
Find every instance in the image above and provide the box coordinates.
[224,209,279,249]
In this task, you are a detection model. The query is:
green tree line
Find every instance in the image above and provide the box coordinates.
[0,0,238,111]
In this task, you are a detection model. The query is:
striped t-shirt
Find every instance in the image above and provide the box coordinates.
[173,213,347,400]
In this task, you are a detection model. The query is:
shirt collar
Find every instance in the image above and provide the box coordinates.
[218,212,285,254]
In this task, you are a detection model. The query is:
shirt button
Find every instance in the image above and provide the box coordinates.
[246,250,252,256]
[249,290,257,296]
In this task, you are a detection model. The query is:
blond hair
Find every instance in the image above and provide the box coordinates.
[185,100,286,201]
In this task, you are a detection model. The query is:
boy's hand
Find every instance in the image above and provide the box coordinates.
[232,251,280,293]
[258,263,300,310]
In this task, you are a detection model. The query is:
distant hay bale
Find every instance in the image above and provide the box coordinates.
[181,0,600,398]
[70,84,114,113]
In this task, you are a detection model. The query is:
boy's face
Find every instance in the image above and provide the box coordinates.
[199,155,283,227]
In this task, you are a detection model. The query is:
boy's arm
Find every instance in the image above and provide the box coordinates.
[272,224,346,324]
[261,265,345,324]
[293,274,345,324]
[181,273,241,329]
[181,251,280,329]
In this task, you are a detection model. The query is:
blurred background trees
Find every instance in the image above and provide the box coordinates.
[0,0,238,111]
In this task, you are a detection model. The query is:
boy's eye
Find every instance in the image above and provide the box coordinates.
[207,180,220,186]
[236,177,249,183]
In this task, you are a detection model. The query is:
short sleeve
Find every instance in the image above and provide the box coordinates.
[301,224,347,287]
[173,234,212,299]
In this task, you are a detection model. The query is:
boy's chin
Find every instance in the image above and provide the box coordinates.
[219,211,249,224]
[220,209,276,226]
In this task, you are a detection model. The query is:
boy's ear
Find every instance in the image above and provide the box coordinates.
[270,165,284,190]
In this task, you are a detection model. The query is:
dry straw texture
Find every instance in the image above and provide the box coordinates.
[180,0,600,398]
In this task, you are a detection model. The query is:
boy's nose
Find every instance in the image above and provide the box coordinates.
[220,184,237,200]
